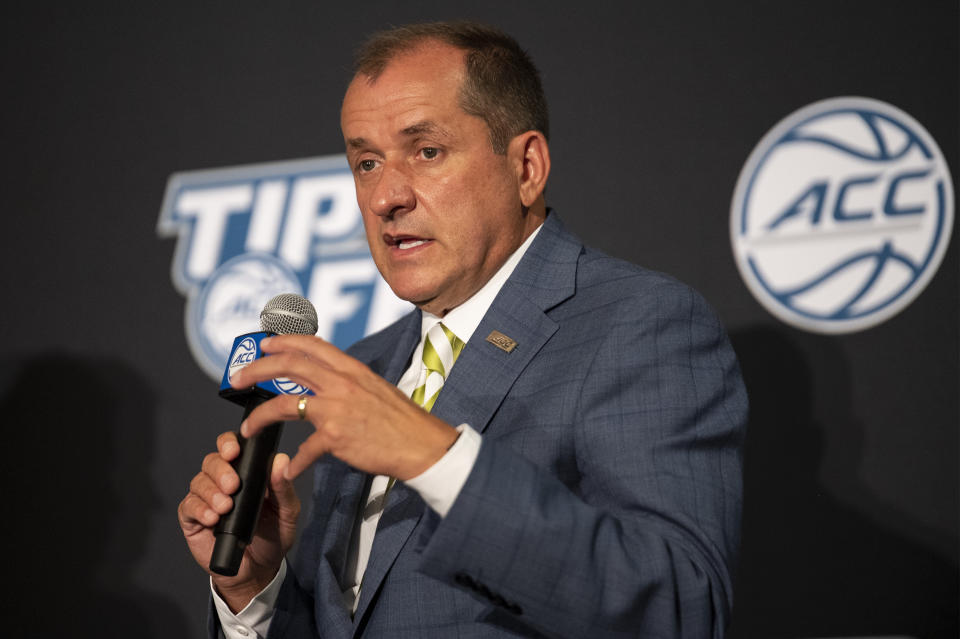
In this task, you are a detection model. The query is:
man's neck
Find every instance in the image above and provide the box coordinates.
[419,219,544,344]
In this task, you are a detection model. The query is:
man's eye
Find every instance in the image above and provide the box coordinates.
[420,147,439,160]
[358,159,377,172]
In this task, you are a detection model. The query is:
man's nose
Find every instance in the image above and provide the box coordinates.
[369,163,415,219]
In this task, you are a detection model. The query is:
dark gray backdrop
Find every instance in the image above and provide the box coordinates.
[2,2,956,637]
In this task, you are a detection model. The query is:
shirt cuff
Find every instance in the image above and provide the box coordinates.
[404,424,482,517]
[211,558,286,639]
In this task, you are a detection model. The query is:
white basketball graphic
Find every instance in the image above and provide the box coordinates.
[189,253,303,379]
[273,377,310,396]
[731,97,953,333]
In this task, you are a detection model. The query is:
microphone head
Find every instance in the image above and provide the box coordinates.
[259,293,319,336]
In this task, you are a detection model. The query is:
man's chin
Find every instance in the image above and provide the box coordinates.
[386,282,438,313]
[385,276,468,317]
[401,291,455,318]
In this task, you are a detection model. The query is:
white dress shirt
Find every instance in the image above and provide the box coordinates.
[213,223,543,638]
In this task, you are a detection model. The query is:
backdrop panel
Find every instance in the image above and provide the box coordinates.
[2,2,955,637]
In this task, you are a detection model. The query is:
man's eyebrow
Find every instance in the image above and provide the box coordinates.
[346,137,368,150]
[345,121,452,151]
[401,120,452,138]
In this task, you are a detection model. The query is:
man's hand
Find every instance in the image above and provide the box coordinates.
[177,432,300,613]
[230,334,459,481]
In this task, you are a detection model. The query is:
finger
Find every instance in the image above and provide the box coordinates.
[262,335,390,399]
[230,350,330,392]
[178,492,219,530]
[239,394,310,438]
[189,471,233,514]
[285,431,329,480]
[201,451,240,495]
[262,334,370,377]
[261,334,335,359]
[216,431,241,460]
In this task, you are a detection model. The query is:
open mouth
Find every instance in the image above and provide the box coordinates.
[385,233,432,251]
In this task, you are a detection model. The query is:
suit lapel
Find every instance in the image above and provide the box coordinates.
[351,480,424,627]
[431,298,556,434]
[323,470,368,588]
[350,214,582,631]
[433,213,581,433]
[313,466,366,637]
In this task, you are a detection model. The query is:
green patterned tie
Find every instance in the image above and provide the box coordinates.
[410,322,466,412]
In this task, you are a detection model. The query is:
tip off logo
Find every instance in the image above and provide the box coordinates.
[158,155,412,380]
[731,97,953,334]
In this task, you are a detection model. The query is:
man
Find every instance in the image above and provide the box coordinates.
[179,22,747,638]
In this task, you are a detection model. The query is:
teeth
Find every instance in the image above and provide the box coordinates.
[398,239,427,250]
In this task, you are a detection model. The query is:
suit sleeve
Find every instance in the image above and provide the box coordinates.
[415,281,747,638]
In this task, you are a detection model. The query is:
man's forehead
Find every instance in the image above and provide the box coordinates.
[345,41,466,98]
[340,44,468,136]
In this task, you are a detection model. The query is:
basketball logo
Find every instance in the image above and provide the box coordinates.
[272,378,310,396]
[730,97,953,333]
[191,254,302,380]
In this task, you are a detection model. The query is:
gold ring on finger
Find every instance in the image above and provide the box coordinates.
[297,395,308,420]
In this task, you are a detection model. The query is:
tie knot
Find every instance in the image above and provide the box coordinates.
[422,322,465,378]
[411,322,464,412]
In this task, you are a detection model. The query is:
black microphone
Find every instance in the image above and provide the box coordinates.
[209,293,318,577]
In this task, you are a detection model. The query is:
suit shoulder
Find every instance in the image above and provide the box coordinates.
[575,246,717,318]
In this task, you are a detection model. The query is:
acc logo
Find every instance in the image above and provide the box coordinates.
[227,337,258,383]
[731,97,953,333]
[158,155,412,379]
[229,340,308,396]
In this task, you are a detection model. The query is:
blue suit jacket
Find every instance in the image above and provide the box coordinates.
[223,213,746,638]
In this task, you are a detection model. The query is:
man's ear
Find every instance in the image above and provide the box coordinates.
[508,131,551,208]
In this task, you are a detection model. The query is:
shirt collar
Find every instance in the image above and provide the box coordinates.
[419,221,543,343]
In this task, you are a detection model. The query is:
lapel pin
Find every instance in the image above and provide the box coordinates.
[485,330,518,353]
